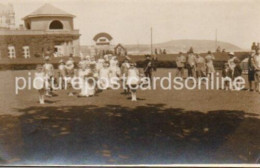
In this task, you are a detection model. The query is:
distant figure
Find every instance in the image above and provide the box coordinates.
[251,42,257,51]
[127,63,140,101]
[152,57,158,72]
[58,59,66,89]
[34,65,45,104]
[252,49,260,93]
[99,62,111,90]
[121,58,130,94]
[233,58,242,90]
[175,52,186,78]
[187,51,196,77]
[227,52,238,79]
[195,54,206,78]
[222,63,232,90]
[143,55,153,83]
[248,50,256,91]
[205,51,215,77]
[43,56,54,97]
[65,55,75,96]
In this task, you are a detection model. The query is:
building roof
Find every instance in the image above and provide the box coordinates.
[93,32,113,41]
[22,3,75,20]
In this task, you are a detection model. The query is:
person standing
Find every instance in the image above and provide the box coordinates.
[195,54,206,78]
[121,58,130,94]
[143,55,153,84]
[248,50,256,91]
[227,52,237,79]
[252,49,260,93]
[187,51,196,77]
[34,65,45,104]
[65,55,75,96]
[205,51,215,78]
[175,52,186,78]
[127,63,140,101]
[43,56,55,97]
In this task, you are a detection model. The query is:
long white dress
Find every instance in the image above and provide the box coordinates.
[99,67,111,89]
[96,58,105,72]
[205,54,215,73]
[79,68,95,97]
[127,68,140,86]
[34,72,45,90]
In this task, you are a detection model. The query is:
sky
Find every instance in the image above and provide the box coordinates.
[1,0,260,49]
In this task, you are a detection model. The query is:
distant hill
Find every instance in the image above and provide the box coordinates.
[124,39,242,54]
[80,39,243,55]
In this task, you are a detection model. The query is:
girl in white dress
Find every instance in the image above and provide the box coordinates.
[34,65,45,104]
[78,63,88,97]
[96,57,105,73]
[109,57,121,88]
[127,63,140,101]
[98,62,111,90]
[85,64,96,96]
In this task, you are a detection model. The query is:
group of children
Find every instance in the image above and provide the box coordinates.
[34,54,141,104]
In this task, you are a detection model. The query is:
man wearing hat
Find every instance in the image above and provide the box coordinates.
[143,55,153,84]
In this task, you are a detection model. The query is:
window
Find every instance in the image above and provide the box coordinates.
[8,46,15,59]
[23,46,30,58]
[49,20,63,29]
[99,38,107,42]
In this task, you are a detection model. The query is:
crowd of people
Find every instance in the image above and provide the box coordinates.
[175,49,260,91]
[34,54,148,104]
[33,48,260,104]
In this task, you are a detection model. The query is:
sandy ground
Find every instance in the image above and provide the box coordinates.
[0,69,260,165]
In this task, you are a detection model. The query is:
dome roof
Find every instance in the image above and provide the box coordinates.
[22,3,75,20]
[93,32,113,41]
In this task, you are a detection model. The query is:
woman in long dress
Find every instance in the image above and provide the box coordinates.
[126,63,140,101]
[205,51,215,78]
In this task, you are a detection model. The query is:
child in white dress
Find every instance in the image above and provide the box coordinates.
[34,65,45,104]
[43,56,54,97]
[98,62,111,90]
[121,59,130,94]
[58,59,66,89]
[127,63,140,101]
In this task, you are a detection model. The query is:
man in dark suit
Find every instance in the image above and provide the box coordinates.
[143,55,153,84]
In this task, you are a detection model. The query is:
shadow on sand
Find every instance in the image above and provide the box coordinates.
[0,104,260,164]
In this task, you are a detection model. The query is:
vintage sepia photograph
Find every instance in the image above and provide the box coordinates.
[0,0,259,166]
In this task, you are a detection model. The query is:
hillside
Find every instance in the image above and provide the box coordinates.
[124,39,242,54]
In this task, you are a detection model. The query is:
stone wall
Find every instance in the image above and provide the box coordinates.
[0,34,80,58]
